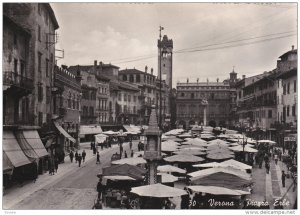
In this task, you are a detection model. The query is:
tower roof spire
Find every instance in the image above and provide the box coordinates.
[144,105,161,135]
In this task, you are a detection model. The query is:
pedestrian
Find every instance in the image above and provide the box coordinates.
[54,157,59,173]
[96,151,100,164]
[274,154,278,165]
[50,158,55,175]
[77,153,82,167]
[278,149,282,161]
[82,150,86,162]
[96,178,103,201]
[93,146,96,155]
[131,150,134,157]
[124,151,128,158]
[129,140,132,150]
[75,151,78,163]
[91,141,93,150]
[265,161,270,174]
[69,151,74,163]
[281,170,286,187]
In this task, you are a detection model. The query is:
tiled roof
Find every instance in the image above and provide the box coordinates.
[279,49,297,59]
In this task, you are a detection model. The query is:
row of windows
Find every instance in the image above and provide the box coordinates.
[82,90,96,100]
[121,105,137,114]
[82,106,94,117]
[99,113,108,123]
[118,93,137,102]
[99,87,107,94]
[180,92,230,99]
[98,99,108,110]
[38,51,53,77]
[122,74,155,84]
[178,86,229,90]
[283,80,297,95]
[283,105,296,118]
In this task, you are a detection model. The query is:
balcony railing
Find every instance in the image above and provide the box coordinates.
[3,71,34,91]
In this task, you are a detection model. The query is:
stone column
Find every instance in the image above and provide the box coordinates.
[203,106,207,126]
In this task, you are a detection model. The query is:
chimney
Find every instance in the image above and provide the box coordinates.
[151,68,153,75]
[242,75,246,79]
[94,60,97,67]
[217,78,219,83]
[292,45,294,50]
[145,66,148,73]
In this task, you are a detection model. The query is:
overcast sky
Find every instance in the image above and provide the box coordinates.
[51,2,297,87]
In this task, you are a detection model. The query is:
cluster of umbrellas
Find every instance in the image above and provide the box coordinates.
[104,127,275,200]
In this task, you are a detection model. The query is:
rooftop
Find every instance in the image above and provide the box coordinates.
[119,68,156,77]
[279,48,297,59]
[177,82,230,87]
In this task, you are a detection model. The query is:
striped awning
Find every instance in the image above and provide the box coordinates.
[54,122,76,143]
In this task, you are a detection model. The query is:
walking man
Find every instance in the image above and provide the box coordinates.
[274,154,278,165]
[82,150,86,162]
[75,151,79,163]
[96,151,100,164]
[131,150,134,157]
[78,153,82,167]
[69,151,74,163]
[265,161,270,174]
[54,157,59,173]
[282,170,286,187]
[96,178,103,201]
[124,151,128,158]
[129,140,132,150]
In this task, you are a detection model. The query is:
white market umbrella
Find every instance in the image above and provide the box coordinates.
[178,133,193,138]
[221,159,252,170]
[193,162,222,168]
[134,151,167,158]
[187,185,250,196]
[103,130,120,135]
[158,165,186,174]
[229,145,258,153]
[103,175,136,181]
[131,183,187,198]
[161,141,180,152]
[111,157,147,165]
[173,150,207,156]
[188,166,251,180]
[208,139,229,145]
[158,173,179,183]
[206,152,234,160]
[164,154,204,163]
[257,140,276,145]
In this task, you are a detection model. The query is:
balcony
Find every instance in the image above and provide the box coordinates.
[3,71,34,96]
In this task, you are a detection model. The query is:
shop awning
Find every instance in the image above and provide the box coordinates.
[22,130,49,158]
[3,130,31,167]
[54,122,76,143]
[79,125,102,136]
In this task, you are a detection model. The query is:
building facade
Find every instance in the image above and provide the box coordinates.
[52,65,81,150]
[119,67,156,124]
[176,75,234,129]
[3,3,59,186]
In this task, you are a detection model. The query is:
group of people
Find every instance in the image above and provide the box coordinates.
[48,156,59,175]
[69,150,87,167]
